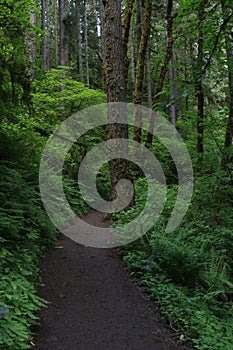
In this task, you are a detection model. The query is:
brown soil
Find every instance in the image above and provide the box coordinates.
[33,211,192,350]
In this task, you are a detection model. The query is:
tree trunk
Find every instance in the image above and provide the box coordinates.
[196,0,207,156]
[221,1,233,167]
[136,0,142,56]
[59,0,69,66]
[129,19,135,93]
[53,0,59,68]
[59,0,65,66]
[76,0,83,79]
[98,0,106,91]
[134,0,152,147]
[42,0,47,70]
[146,46,152,110]
[103,0,129,206]
[168,57,177,126]
[84,0,90,87]
[64,0,70,66]
[25,10,37,78]
[146,0,174,147]
[104,0,126,103]
[122,0,135,87]
[99,0,106,63]
[46,0,52,69]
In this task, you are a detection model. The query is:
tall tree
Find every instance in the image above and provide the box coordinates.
[104,0,126,104]
[53,0,59,68]
[133,0,152,146]
[222,0,233,166]
[41,0,47,70]
[59,0,65,65]
[26,8,37,78]
[46,0,52,69]
[146,0,175,147]
[59,0,69,66]
[129,19,135,92]
[76,0,83,79]
[84,0,90,87]
[103,0,128,204]
[196,0,208,156]
[136,0,142,56]
[122,0,135,86]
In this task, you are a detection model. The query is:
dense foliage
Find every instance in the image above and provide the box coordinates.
[0,0,233,349]
[0,68,105,348]
[115,173,233,350]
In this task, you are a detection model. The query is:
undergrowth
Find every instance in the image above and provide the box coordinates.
[115,176,233,350]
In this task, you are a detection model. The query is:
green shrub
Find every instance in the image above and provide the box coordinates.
[116,175,233,350]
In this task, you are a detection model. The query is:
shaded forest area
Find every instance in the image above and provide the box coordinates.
[0,0,233,349]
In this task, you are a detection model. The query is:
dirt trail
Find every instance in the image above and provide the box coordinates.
[34,212,191,350]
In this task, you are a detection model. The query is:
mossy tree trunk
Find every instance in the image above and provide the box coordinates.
[133,0,152,149]
[146,0,175,148]
[76,0,83,79]
[122,0,135,88]
[103,0,130,207]
[222,1,233,168]
[196,0,207,156]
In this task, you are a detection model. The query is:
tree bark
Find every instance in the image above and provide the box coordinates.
[59,0,69,66]
[146,0,174,147]
[99,0,106,63]
[76,0,83,79]
[222,1,233,166]
[42,0,47,70]
[136,0,142,56]
[98,0,106,91]
[59,0,65,66]
[103,0,129,205]
[122,0,135,87]
[25,9,37,78]
[83,0,89,86]
[196,0,208,155]
[134,0,152,146]
[129,19,135,93]
[53,0,59,68]
[84,0,90,87]
[46,0,52,69]
[146,46,152,110]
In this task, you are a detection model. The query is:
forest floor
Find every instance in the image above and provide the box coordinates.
[33,211,192,350]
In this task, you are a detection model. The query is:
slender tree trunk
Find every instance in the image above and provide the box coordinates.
[98,0,106,91]
[168,57,176,126]
[47,0,52,69]
[25,10,37,78]
[103,0,129,205]
[64,0,69,66]
[134,0,152,147]
[196,0,207,156]
[146,0,174,147]
[122,0,135,87]
[59,0,65,66]
[173,62,180,123]
[76,0,83,79]
[165,14,176,126]
[136,0,142,56]
[104,0,126,103]
[84,0,90,87]
[129,19,135,93]
[146,46,152,110]
[99,0,106,63]
[53,0,59,68]
[221,1,233,167]
[42,0,47,70]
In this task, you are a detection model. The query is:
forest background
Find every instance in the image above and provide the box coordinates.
[0,0,233,349]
